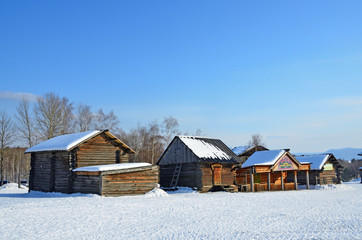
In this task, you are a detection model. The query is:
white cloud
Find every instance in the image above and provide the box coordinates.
[0,91,39,102]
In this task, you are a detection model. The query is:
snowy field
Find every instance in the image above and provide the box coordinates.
[0,182,361,240]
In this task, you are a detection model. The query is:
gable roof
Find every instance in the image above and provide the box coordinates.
[25,130,135,153]
[294,154,338,170]
[238,145,269,157]
[158,136,241,164]
[242,149,286,168]
[231,146,249,155]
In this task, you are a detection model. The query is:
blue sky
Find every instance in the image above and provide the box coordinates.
[1,1,362,152]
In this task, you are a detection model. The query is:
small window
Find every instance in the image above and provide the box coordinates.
[254,173,261,184]
[322,178,327,184]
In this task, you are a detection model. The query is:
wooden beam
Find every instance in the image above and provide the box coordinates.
[267,172,271,191]
[281,171,284,191]
[306,170,310,189]
[250,168,254,192]
[294,170,298,190]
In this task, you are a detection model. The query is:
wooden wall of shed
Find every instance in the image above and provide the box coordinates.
[200,163,235,190]
[29,152,52,192]
[53,152,71,193]
[29,152,70,193]
[158,138,199,165]
[159,163,202,189]
[73,174,100,194]
[101,166,159,196]
[76,134,129,168]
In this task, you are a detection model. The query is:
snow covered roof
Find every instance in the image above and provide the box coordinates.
[25,130,135,153]
[73,163,151,172]
[242,150,286,168]
[231,146,249,155]
[295,154,333,170]
[158,136,241,164]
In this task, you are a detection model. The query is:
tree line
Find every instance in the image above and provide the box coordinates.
[0,92,201,185]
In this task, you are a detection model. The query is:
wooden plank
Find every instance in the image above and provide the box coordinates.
[250,168,254,192]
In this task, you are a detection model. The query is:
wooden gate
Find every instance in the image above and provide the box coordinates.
[211,164,222,185]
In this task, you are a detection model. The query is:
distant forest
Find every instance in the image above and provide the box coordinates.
[0,92,202,185]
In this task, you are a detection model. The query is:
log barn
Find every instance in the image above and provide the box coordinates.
[235,149,311,192]
[25,130,159,196]
[157,136,242,192]
[294,154,343,185]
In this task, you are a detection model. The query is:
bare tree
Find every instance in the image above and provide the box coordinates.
[34,93,73,140]
[161,116,180,146]
[195,128,203,136]
[0,111,14,185]
[15,98,35,147]
[92,108,120,132]
[59,97,74,135]
[148,121,163,165]
[116,123,147,163]
[248,133,265,148]
[74,103,93,132]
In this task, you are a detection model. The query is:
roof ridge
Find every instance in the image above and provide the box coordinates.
[294,153,330,157]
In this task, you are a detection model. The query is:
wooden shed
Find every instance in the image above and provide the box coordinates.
[25,130,158,196]
[73,163,158,196]
[235,149,311,192]
[294,154,343,185]
[157,136,242,192]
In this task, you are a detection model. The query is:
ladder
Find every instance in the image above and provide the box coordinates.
[169,163,182,189]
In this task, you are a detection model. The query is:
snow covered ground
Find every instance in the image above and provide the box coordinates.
[0,182,361,240]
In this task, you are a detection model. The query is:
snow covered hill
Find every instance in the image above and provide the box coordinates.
[0,183,361,239]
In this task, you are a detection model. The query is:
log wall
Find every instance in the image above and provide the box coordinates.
[101,166,159,196]
[29,152,71,193]
[76,134,129,168]
[29,152,52,192]
[159,163,202,189]
[54,152,70,193]
[200,163,235,190]
[73,174,101,194]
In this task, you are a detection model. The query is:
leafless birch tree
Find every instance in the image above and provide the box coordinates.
[0,111,14,185]
[92,108,120,132]
[15,98,35,147]
[34,93,73,140]
[74,103,93,132]
[161,116,180,147]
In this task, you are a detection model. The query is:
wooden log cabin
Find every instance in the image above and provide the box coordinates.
[235,149,311,192]
[25,130,159,196]
[157,136,242,192]
[293,154,343,185]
